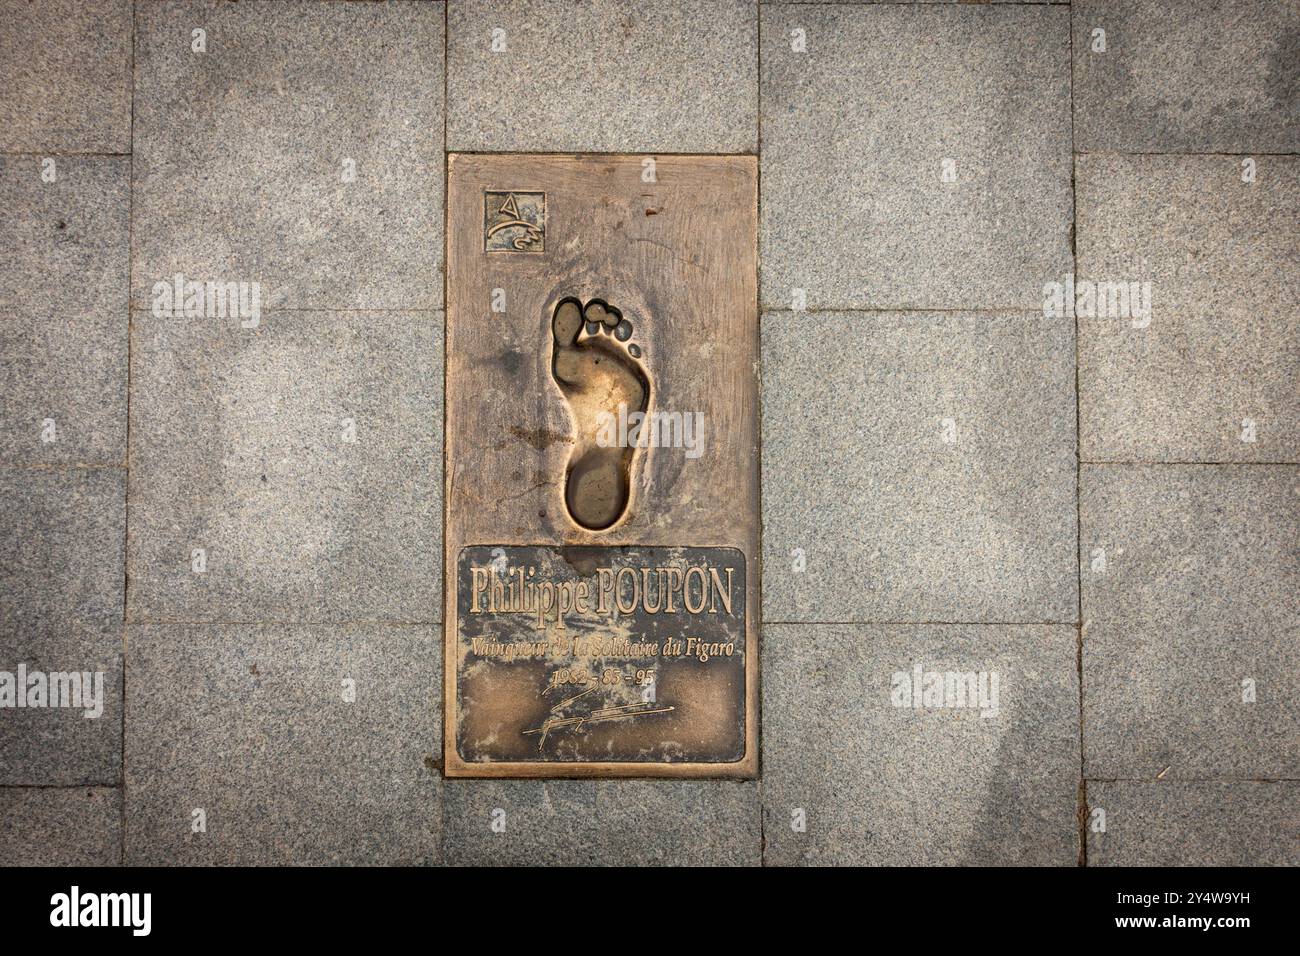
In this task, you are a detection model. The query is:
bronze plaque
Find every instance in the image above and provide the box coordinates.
[445,154,758,778]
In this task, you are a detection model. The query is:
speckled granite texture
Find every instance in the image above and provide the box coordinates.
[1,0,1294,865]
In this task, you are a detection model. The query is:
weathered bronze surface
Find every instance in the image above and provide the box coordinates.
[445,154,758,778]
[456,546,746,764]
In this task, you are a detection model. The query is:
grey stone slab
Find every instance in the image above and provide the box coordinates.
[131,0,444,311]
[1080,465,1299,779]
[762,312,1077,624]
[127,310,441,624]
[443,779,759,866]
[1073,0,1299,153]
[1088,782,1300,866]
[0,788,121,866]
[0,623,122,785]
[1077,155,1299,463]
[447,0,757,153]
[0,157,129,466]
[0,0,132,153]
[0,157,127,319]
[125,623,439,866]
[762,623,1080,866]
[0,468,125,631]
[760,4,1072,311]
[0,469,124,784]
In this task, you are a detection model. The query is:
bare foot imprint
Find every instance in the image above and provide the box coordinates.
[550,297,649,531]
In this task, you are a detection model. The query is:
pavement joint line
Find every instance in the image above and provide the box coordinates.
[1082,460,1300,467]
[1084,778,1300,784]
[120,0,141,870]
[1076,150,1300,158]
[123,620,444,628]
[759,621,1081,627]
[1068,4,1086,867]
[0,783,122,789]
[756,0,766,869]
[0,151,132,158]
[439,0,450,870]
[1,464,127,471]
[125,307,446,315]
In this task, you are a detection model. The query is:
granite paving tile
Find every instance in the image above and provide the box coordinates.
[0,787,121,866]
[0,468,124,784]
[1080,465,1299,779]
[1077,155,1299,463]
[762,311,1077,624]
[0,0,132,153]
[1073,0,1300,153]
[763,623,1080,866]
[127,310,441,624]
[125,623,440,866]
[447,0,757,153]
[443,779,759,866]
[132,0,445,311]
[1088,781,1300,866]
[0,156,129,466]
[760,3,1072,310]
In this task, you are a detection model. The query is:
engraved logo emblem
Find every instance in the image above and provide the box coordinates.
[484,191,545,252]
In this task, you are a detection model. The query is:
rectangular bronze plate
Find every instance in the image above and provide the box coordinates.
[444,153,758,778]
[456,545,746,764]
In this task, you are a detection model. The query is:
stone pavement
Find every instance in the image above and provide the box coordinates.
[1,0,1296,866]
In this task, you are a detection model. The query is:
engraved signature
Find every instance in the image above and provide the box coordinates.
[523,684,674,748]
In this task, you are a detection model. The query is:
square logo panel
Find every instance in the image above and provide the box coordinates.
[484,191,545,252]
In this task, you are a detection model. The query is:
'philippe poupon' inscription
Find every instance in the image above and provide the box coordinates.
[469,561,737,629]
[455,545,746,764]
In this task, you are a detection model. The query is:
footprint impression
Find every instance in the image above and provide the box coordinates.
[550,297,649,531]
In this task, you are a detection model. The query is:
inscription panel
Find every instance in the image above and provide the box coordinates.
[456,545,745,764]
